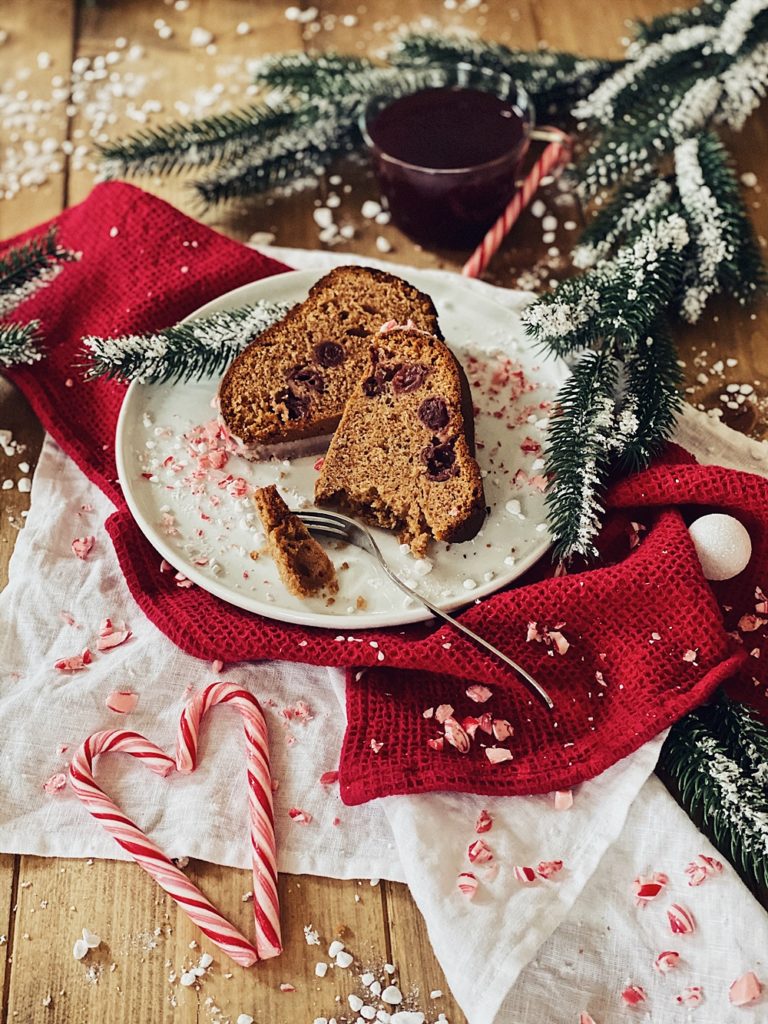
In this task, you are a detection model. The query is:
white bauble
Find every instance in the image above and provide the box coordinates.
[688,513,752,581]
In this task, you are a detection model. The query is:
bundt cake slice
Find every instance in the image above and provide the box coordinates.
[219,266,440,455]
[314,329,486,555]
[253,485,338,598]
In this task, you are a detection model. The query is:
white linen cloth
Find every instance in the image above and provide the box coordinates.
[0,248,766,1023]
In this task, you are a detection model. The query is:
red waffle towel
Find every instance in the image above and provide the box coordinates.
[4,183,764,805]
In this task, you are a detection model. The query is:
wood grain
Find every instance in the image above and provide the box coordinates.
[2,0,768,1021]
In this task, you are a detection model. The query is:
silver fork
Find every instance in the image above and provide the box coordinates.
[296,508,554,710]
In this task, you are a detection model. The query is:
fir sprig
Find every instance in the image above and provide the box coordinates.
[0,227,79,319]
[82,301,290,385]
[659,694,768,890]
[0,321,44,367]
[542,348,619,560]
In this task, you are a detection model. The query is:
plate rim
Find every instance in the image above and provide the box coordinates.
[115,268,566,630]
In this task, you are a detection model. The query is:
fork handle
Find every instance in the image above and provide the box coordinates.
[379,565,554,710]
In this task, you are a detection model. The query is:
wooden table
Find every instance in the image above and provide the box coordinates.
[1,2,767,1022]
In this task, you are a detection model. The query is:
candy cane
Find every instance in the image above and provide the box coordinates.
[69,682,282,966]
[462,128,572,279]
[177,683,281,960]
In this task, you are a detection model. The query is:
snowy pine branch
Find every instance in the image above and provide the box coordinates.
[660,695,768,890]
[543,349,619,561]
[82,301,290,384]
[0,227,79,319]
[0,321,44,367]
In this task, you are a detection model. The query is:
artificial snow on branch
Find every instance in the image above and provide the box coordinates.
[82,301,290,385]
[0,321,44,368]
[659,693,768,890]
[0,227,79,320]
[0,226,80,367]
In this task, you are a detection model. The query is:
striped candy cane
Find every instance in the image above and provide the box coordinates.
[69,683,282,966]
[462,127,572,279]
[177,683,281,960]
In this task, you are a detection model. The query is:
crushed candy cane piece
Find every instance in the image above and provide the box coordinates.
[492,718,514,741]
[537,860,563,879]
[526,620,569,654]
[738,614,767,632]
[554,789,573,810]
[106,690,138,714]
[465,684,492,703]
[71,536,95,560]
[370,738,383,754]
[467,839,493,865]
[427,737,444,751]
[319,770,339,785]
[54,648,92,672]
[513,865,537,884]
[96,629,132,651]
[43,772,67,795]
[443,717,470,754]
[457,872,478,899]
[655,950,680,973]
[475,809,493,833]
[667,903,696,934]
[676,986,703,1006]
[755,586,768,613]
[288,808,312,824]
[633,871,668,904]
[682,648,699,663]
[212,659,224,673]
[485,747,513,764]
[684,853,723,886]
[729,971,763,1006]
[279,982,295,992]
[621,985,646,1006]
[435,704,454,724]
[422,707,434,719]
[578,1015,597,1024]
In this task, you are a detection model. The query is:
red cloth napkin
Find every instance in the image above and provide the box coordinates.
[3,182,764,806]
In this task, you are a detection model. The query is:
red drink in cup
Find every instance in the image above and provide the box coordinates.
[362,65,533,249]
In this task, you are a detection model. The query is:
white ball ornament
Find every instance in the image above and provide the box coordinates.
[688,513,752,581]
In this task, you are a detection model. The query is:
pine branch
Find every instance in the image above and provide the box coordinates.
[0,321,44,367]
[251,51,379,99]
[99,100,300,178]
[619,323,683,470]
[659,701,768,890]
[573,177,676,268]
[0,227,79,318]
[693,131,764,302]
[392,30,618,113]
[699,694,768,786]
[544,348,619,560]
[82,301,290,385]
[525,214,689,358]
[192,99,363,205]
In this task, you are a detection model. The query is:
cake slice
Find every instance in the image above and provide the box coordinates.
[315,328,486,555]
[252,485,338,598]
[219,266,440,456]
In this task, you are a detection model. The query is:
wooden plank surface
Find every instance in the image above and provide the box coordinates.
[2,0,768,1022]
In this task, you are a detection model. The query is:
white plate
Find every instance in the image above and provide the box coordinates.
[115,269,567,629]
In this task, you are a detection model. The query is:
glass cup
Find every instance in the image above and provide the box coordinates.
[361,63,534,250]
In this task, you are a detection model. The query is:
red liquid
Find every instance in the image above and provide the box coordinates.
[367,87,530,249]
